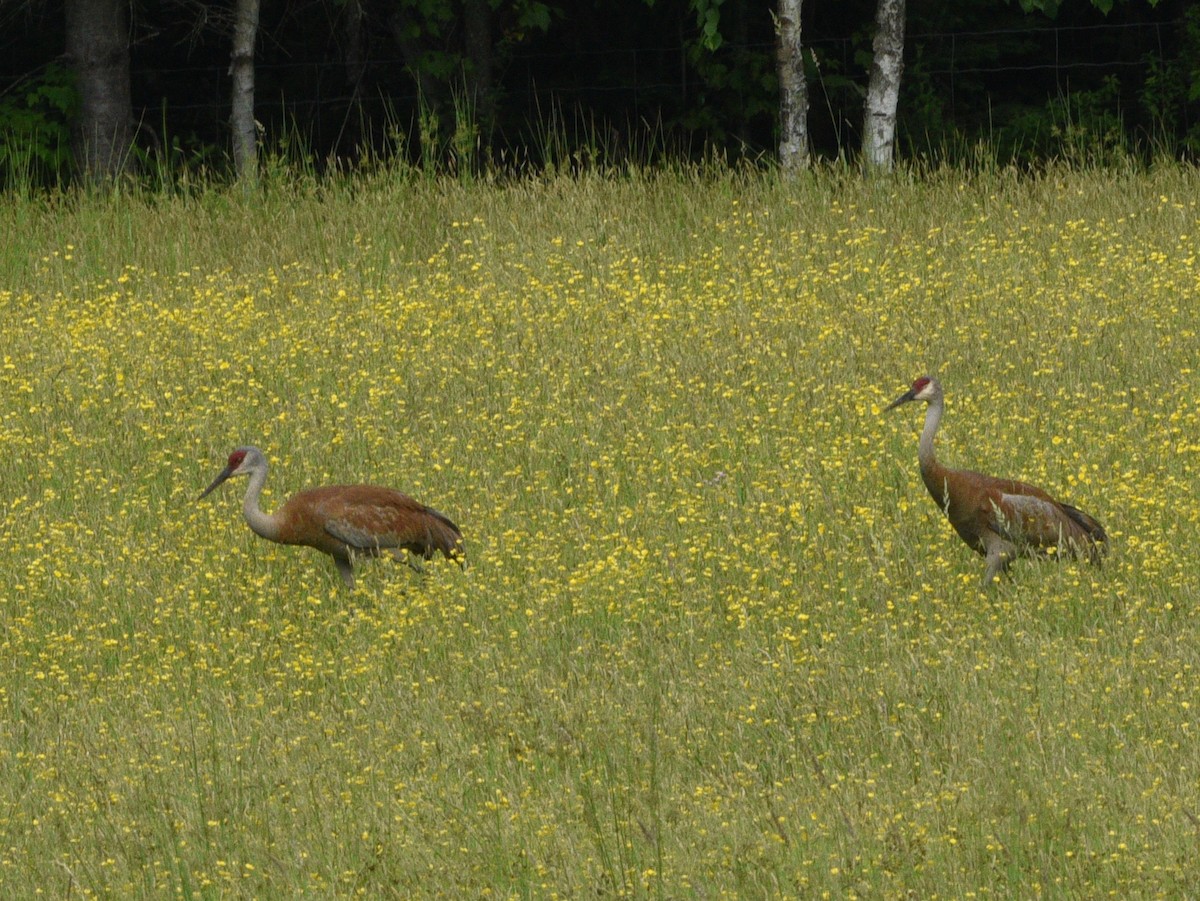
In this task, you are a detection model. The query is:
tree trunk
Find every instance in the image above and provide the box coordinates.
[458,0,494,171]
[230,0,261,184]
[388,9,454,165]
[343,0,367,89]
[776,0,808,173]
[463,0,494,138]
[862,0,905,172]
[65,0,134,183]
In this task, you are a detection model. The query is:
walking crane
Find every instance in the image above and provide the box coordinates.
[886,376,1106,584]
[199,446,464,588]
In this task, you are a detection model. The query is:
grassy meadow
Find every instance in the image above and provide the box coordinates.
[0,164,1198,897]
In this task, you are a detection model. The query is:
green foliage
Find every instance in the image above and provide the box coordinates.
[0,62,76,189]
[4,2,1197,188]
[984,80,1130,168]
[1012,0,1163,15]
[1138,4,1200,156]
[513,0,553,32]
[897,44,949,158]
[678,38,776,151]
[1048,75,1128,164]
[693,0,726,51]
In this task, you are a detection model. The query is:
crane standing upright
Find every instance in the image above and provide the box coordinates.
[886,376,1106,584]
[199,446,464,588]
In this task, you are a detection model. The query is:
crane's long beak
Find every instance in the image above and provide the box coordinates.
[198,465,234,500]
[885,387,917,411]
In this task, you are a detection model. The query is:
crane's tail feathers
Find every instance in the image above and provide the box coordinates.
[426,508,466,568]
[1061,503,1107,563]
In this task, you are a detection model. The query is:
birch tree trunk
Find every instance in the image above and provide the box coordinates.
[776,0,808,173]
[230,0,261,184]
[65,0,134,183]
[862,0,905,172]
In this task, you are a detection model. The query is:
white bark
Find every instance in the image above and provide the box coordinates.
[776,0,808,173]
[862,0,905,172]
[231,0,261,183]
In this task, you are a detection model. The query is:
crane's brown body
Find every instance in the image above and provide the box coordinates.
[273,483,464,570]
[200,447,464,588]
[887,377,1106,584]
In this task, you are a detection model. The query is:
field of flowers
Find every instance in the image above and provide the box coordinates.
[0,166,1198,897]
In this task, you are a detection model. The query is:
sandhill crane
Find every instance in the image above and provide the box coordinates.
[886,376,1106,585]
[199,446,464,588]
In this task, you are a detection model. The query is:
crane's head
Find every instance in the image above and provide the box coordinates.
[885,375,941,411]
[198,446,265,500]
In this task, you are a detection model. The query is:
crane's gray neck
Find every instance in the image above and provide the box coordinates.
[242,463,282,542]
[918,394,943,472]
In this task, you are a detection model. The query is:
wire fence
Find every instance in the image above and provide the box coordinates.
[124,16,1183,123]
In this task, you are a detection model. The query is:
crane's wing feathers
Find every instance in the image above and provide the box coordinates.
[310,485,464,561]
[990,486,1106,559]
[992,492,1063,541]
[324,516,393,551]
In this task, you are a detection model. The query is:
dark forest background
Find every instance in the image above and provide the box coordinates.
[1,0,1198,186]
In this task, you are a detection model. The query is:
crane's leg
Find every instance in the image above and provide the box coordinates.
[334,556,356,589]
[982,531,1015,586]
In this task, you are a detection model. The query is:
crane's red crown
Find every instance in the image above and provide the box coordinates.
[227,449,248,469]
[912,376,932,392]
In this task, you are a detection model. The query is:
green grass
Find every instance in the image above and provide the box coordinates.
[0,162,1199,897]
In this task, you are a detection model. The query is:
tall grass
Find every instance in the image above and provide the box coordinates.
[0,162,1198,897]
